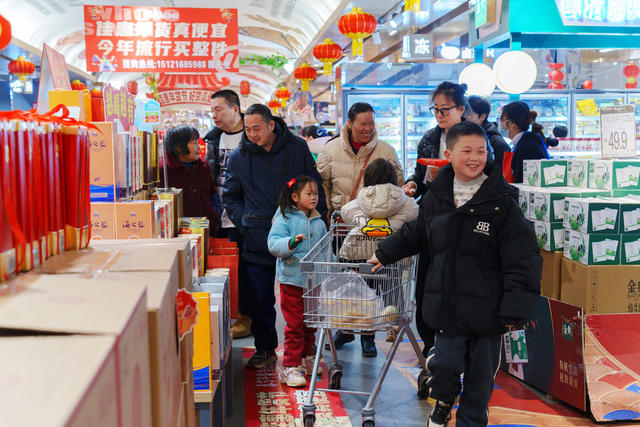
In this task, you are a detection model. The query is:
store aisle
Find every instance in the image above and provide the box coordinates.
[229,289,432,426]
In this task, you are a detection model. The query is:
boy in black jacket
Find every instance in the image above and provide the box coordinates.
[368,121,541,426]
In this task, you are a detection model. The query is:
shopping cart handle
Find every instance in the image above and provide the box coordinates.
[358,263,374,274]
[300,261,314,272]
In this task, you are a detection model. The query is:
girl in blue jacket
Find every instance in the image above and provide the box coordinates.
[268,175,327,387]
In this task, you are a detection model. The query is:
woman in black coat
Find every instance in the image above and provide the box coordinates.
[500,101,550,183]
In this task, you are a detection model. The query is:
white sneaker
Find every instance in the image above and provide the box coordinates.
[279,366,307,387]
[304,355,323,376]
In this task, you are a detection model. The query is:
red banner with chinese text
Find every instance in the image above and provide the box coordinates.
[157,90,214,107]
[83,5,238,73]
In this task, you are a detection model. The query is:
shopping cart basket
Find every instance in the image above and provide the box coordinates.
[299,223,429,427]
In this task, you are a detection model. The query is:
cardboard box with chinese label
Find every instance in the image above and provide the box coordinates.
[49,89,92,121]
[529,187,582,222]
[589,160,613,190]
[613,160,640,189]
[533,221,564,252]
[0,274,152,427]
[567,159,589,188]
[561,258,640,313]
[115,200,157,239]
[523,159,567,187]
[0,335,119,427]
[90,202,116,240]
[563,197,620,234]
[563,229,620,265]
[89,122,121,202]
[511,184,534,218]
[540,249,562,299]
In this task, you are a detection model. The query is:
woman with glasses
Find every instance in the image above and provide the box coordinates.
[499,101,550,183]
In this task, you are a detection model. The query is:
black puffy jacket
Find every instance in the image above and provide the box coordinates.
[376,162,541,336]
[223,117,328,266]
[482,121,511,170]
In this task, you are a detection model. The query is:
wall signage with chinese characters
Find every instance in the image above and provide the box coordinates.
[401,34,433,59]
[103,84,136,131]
[83,5,238,73]
[555,0,640,26]
[157,90,214,107]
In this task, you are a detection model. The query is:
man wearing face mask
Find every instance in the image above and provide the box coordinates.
[316,102,404,357]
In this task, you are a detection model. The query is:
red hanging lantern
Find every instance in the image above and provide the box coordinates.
[90,87,103,98]
[582,80,593,90]
[338,7,377,56]
[0,14,12,51]
[8,56,35,83]
[268,99,281,114]
[126,80,138,95]
[547,63,564,89]
[240,80,250,98]
[623,62,639,89]
[70,79,87,91]
[293,63,317,92]
[313,38,342,75]
[275,87,290,108]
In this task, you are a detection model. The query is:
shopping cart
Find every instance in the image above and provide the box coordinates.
[299,223,429,427]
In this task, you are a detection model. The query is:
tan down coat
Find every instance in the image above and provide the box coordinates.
[316,124,404,211]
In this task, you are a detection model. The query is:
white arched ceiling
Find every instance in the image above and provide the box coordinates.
[0,0,344,103]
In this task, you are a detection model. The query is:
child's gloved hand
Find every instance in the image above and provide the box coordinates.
[289,234,305,250]
[294,234,306,243]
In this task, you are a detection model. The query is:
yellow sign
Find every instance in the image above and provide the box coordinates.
[406,0,420,13]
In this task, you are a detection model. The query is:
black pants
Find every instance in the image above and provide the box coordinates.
[217,227,254,316]
[427,333,502,427]
[415,255,435,356]
[244,262,278,351]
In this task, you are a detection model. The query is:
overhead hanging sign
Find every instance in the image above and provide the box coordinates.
[157,89,214,107]
[600,105,636,159]
[555,0,640,26]
[401,34,433,60]
[103,84,136,131]
[83,5,238,73]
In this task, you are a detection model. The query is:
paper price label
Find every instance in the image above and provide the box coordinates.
[600,105,636,159]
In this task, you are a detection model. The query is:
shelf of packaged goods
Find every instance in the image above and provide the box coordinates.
[535,117,568,121]
[550,150,640,157]
[576,116,601,120]
[406,116,434,122]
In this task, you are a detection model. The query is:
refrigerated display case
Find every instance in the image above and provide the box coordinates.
[626,91,640,139]
[405,94,436,178]
[574,93,625,137]
[522,94,570,136]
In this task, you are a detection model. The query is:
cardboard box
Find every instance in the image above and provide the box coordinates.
[192,292,212,391]
[176,382,185,427]
[564,197,620,234]
[89,122,121,202]
[563,229,620,265]
[179,218,209,276]
[529,187,581,222]
[0,274,152,427]
[183,380,196,427]
[567,159,589,188]
[115,201,157,239]
[533,221,564,252]
[617,198,640,234]
[49,89,92,121]
[523,160,568,187]
[620,234,640,265]
[210,304,222,371]
[511,184,533,217]
[99,270,181,427]
[613,160,640,189]
[523,160,541,187]
[589,160,613,190]
[88,238,193,290]
[561,258,640,313]
[0,335,119,427]
[540,249,562,299]
[90,202,116,240]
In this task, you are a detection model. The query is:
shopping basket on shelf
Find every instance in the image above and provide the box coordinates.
[299,222,428,427]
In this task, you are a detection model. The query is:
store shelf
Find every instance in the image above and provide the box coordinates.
[536,117,568,121]
[407,116,433,122]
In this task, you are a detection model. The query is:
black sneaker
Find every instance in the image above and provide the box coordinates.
[361,334,377,357]
[324,331,355,350]
[247,349,277,369]
[427,400,453,427]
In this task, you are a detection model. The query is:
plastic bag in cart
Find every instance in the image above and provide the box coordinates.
[319,272,383,329]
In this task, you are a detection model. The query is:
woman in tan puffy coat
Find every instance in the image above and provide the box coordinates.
[317,102,404,215]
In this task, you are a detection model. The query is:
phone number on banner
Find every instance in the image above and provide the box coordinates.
[121,58,212,70]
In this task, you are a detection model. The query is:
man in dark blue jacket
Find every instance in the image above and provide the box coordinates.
[223,103,328,368]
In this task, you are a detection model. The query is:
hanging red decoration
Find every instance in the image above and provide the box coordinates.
[0,14,12,51]
[126,80,138,95]
[313,38,343,75]
[582,80,593,90]
[268,99,281,114]
[338,8,377,57]
[8,56,35,83]
[90,87,103,98]
[293,63,317,92]
[240,80,250,98]
[275,87,290,108]
[547,63,564,89]
[70,80,87,91]
[623,62,639,89]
